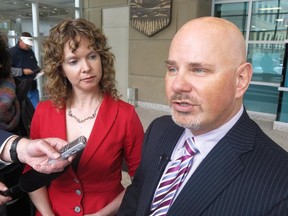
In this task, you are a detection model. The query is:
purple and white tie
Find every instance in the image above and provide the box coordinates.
[150,137,198,216]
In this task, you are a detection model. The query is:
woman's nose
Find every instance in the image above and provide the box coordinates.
[81,60,91,73]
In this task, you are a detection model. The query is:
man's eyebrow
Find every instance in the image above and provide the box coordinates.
[165,60,212,68]
[188,62,214,68]
[165,60,176,65]
[188,62,203,67]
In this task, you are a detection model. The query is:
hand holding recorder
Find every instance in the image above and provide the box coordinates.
[0,136,87,200]
[48,136,87,164]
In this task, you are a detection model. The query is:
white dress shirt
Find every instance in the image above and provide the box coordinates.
[164,106,244,201]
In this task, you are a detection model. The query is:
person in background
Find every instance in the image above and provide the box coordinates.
[0,32,71,173]
[0,29,31,216]
[9,32,41,108]
[118,17,288,216]
[0,31,20,134]
[27,18,144,216]
[0,31,72,216]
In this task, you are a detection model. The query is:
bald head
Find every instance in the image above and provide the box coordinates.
[166,17,252,133]
[171,17,247,68]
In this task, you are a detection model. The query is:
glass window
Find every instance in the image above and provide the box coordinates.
[250,0,288,41]
[276,91,288,122]
[244,85,279,114]
[214,2,248,36]
[247,43,284,83]
[213,0,288,124]
[282,43,288,87]
[0,0,77,39]
[38,3,75,37]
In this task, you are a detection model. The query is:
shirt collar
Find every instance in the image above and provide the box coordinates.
[183,106,244,157]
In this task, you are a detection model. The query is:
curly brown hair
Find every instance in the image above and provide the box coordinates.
[42,18,119,109]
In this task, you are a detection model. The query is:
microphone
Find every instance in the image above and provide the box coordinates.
[157,154,170,171]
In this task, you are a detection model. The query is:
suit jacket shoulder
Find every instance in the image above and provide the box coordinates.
[119,110,288,216]
[168,110,288,216]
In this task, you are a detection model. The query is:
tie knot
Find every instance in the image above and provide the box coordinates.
[184,137,199,156]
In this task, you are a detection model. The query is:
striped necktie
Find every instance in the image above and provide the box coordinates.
[150,137,198,216]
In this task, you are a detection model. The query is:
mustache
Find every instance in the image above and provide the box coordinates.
[170,94,197,103]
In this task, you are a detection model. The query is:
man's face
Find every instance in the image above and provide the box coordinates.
[165,21,244,135]
[19,40,31,50]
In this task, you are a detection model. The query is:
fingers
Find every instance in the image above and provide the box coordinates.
[32,159,72,174]
[23,68,33,75]
[32,152,74,174]
[42,137,68,148]
[36,138,68,160]
[0,196,11,205]
[0,182,11,204]
[20,138,71,174]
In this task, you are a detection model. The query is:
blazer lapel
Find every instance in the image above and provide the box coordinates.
[79,94,117,168]
[168,110,255,216]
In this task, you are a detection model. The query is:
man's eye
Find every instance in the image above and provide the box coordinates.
[193,68,204,73]
[168,67,177,73]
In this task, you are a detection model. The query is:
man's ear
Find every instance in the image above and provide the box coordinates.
[235,62,253,98]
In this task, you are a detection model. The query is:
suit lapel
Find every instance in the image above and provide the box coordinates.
[49,105,67,139]
[168,110,256,216]
[138,118,184,215]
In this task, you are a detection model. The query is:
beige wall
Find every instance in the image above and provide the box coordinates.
[83,0,212,106]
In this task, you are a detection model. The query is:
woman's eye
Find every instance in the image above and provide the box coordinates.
[89,54,97,60]
[68,60,78,65]
[88,52,98,60]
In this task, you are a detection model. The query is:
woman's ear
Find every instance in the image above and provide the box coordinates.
[235,62,253,98]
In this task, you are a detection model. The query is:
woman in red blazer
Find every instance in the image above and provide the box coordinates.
[27,18,144,216]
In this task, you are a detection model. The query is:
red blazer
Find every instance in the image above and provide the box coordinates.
[30,94,144,216]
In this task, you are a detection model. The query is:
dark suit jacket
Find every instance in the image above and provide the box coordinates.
[118,110,288,216]
[0,129,12,147]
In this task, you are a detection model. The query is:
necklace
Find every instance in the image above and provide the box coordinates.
[68,97,103,123]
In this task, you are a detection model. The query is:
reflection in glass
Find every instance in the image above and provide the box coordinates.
[248,43,284,83]
[250,0,288,41]
[213,0,288,123]
[276,92,288,122]
[244,85,279,114]
[276,42,288,123]
[214,2,248,36]
[282,43,288,87]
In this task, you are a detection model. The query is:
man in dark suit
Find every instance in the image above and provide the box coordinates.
[118,17,288,216]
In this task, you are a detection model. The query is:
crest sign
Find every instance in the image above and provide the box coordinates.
[130,0,172,37]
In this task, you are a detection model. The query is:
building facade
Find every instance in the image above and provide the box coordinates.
[1,0,287,131]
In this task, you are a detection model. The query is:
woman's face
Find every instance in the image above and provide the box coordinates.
[62,38,102,93]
